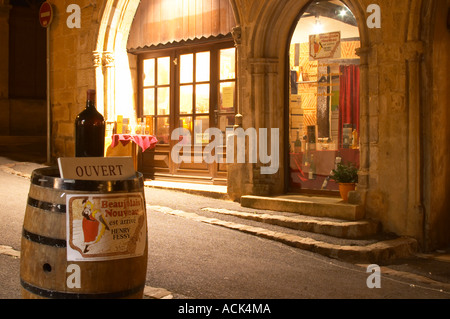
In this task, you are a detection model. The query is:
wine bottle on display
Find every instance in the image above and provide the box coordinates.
[309,154,316,180]
[75,89,105,157]
[294,131,302,153]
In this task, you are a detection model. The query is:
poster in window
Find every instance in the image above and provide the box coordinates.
[221,86,234,110]
[309,31,341,60]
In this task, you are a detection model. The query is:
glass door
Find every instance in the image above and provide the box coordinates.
[217,48,237,131]
[138,41,236,183]
[175,50,212,175]
[214,47,237,182]
[142,56,172,145]
[139,53,174,177]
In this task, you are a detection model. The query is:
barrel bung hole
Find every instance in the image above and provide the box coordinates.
[43,263,52,273]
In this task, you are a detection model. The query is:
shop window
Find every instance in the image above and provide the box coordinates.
[288,0,360,193]
[176,47,236,146]
[142,56,171,144]
[178,51,211,145]
[137,41,236,178]
[218,47,236,132]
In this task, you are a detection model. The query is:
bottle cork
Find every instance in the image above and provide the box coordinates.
[87,89,96,101]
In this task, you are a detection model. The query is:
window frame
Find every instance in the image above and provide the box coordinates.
[137,40,237,147]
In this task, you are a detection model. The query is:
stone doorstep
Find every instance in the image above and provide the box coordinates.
[198,207,417,263]
[201,207,380,240]
[212,220,417,264]
[144,180,230,200]
[240,195,364,221]
[150,205,418,264]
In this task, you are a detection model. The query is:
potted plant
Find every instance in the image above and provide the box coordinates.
[330,162,358,201]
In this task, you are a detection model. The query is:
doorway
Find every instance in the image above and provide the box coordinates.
[287,0,361,195]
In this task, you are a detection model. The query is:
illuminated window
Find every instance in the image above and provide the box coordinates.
[288,0,360,193]
[139,44,236,148]
[142,56,171,143]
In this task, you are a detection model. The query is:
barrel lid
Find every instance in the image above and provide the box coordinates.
[30,167,144,192]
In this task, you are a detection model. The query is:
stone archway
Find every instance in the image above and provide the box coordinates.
[227,0,371,200]
[94,0,140,121]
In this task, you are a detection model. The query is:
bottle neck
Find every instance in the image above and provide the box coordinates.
[86,100,96,109]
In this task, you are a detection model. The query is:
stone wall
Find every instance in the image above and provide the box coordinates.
[227,0,450,250]
[49,0,103,158]
[43,0,449,250]
[421,0,450,250]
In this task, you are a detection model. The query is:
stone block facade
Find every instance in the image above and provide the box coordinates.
[10,0,448,250]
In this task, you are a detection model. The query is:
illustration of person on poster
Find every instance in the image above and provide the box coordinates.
[67,193,146,261]
[313,35,323,58]
[81,199,110,253]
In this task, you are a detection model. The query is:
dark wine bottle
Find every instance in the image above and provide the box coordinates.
[75,89,105,157]
[294,131,302,153]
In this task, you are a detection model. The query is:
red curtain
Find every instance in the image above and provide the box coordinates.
[339,65,360,148]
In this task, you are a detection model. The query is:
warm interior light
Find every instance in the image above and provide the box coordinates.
[313,17,323,34]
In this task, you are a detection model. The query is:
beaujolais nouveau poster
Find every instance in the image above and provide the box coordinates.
[309,31,341,61]
[66,193,146,261]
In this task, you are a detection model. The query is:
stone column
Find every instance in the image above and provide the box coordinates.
[227,26,244,201]
[93,51,104,115]
[103,51,115,121]
[235,57,281,197]
[405,40,424,241]
[232,26,242,118]
[349,46,371,205]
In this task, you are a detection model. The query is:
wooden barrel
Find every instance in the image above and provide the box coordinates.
[20,167,148,299]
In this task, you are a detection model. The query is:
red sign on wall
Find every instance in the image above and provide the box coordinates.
[39,1,53,28]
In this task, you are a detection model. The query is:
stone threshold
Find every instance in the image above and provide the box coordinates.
[148,205,418,264]
[201,207,379,240]
[240,194,364,221]
[144,180,229,200]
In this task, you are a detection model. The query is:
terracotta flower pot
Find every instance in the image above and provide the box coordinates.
[338,183,356,201]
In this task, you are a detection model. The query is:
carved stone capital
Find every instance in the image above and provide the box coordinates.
[103,52,115,67]
[355,46,370,66]
[232,26,242,45]
[93,51,102,68]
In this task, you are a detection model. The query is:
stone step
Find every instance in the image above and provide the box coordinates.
[149,205,418,264]
[201,207,380,239]
[240,194,364,221]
